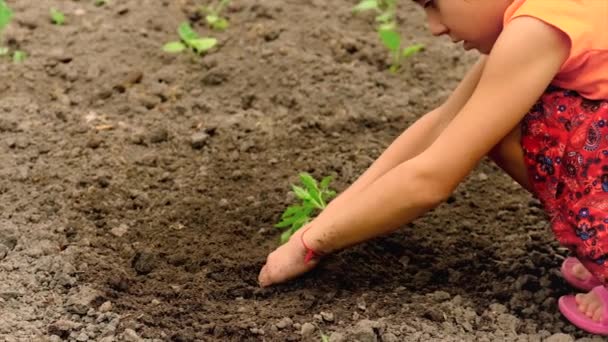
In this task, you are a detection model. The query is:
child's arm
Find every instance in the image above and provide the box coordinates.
[323,57,488,216]
[305,17,569,254]
[259,17,569,287]
[257,59,487,288]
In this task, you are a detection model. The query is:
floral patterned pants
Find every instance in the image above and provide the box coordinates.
[522,87,608,283]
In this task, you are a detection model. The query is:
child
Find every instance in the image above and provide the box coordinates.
[258,0,608,335]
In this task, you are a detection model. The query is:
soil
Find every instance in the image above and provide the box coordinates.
[0,0,603,341]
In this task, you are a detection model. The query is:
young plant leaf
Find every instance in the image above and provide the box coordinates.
[276,210,303,228]
[188,38,217,54]
[402,43,424,58]
[379,28,400,52]
[0,46,8,55]
[353,0,378,12]
[206,14,219,24]
[163,41,186,53]
[275,219,294,229]
[375,11,393,24]
[280,205,303,219]
[299,173,324,207]
[292,185,311,202]
[275,217,295,229]
[299,173,318,191]
[50,8,66,25]
[286,203,314,220]
[320,176,333,191]
[178,22,199,42]
[165,23,216,55]
[0,0,12,33]
[324,190,337,200]
[292,215,309,228]
[206,15,228,30]
[276,204,313,227]
[280,229,293,244]
[12,50,26,63]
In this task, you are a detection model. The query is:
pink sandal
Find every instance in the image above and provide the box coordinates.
[561,257,602,291]
[559,285,608,335]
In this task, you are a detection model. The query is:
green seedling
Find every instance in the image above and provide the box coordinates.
[353,0,424,72]
[12,50,25,62]
[275,173,336,244]
[201,0,230,31]
[50,8,65,25]
[94,0,109,6]
[353,0,397,25]
[321,332,330,342]
[0,0,25,63]
[0,0,12,55]
[353,0,380,12]
[379,29,424,72]
[163,22,217,54]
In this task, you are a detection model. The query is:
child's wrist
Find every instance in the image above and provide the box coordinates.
[300,226,328,263]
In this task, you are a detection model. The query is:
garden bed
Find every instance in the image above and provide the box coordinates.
[0,0,597,341]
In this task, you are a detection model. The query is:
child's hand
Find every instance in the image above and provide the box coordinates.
[258,227,321,287]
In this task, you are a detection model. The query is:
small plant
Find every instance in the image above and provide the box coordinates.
[12,50,25,62]
[163,22,217,54]
[275,173,336,244]
[50,8,66,25]
[353,0,384,12]
[0,0,12,55]
[200,0,230,31]
[353,0,424,72]
[354,0,398,31]
[0,0,25,63]
[378,30,424,73]
[94,0,109,6]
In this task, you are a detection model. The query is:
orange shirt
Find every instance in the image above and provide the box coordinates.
[503,0,608,100]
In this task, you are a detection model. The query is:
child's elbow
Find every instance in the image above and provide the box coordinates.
[411,163,457,206]
[430,181,455,205]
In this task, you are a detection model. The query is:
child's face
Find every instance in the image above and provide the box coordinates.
[416,0,514,54]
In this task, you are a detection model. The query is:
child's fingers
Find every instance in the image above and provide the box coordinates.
[258,265,271,287]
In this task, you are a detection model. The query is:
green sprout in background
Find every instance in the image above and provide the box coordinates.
[94,0,109,6]
[50,8,66,25]
[12,50,25,62]
[163,22,217,54]
[0,0,26,63]
[0,0,12,55]
[275,173,336,244]
[379,29,424,73]
[201,0,230,31]
[353,0,424,72]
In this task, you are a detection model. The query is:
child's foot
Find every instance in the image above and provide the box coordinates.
[561,257,602,291]
[576,290,605,322]
[572,261,593,281]
[559,285,608,335]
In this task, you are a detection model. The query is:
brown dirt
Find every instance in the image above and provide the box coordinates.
[0,0,600,341]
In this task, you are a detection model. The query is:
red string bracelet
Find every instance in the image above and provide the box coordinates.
[300,226,322,264]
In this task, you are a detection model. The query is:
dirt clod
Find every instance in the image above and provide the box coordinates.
[131,252,156,275]
[190,132,209,149]
[301,322,316,337]
[48,319,80,339]
[276,317,293,330]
